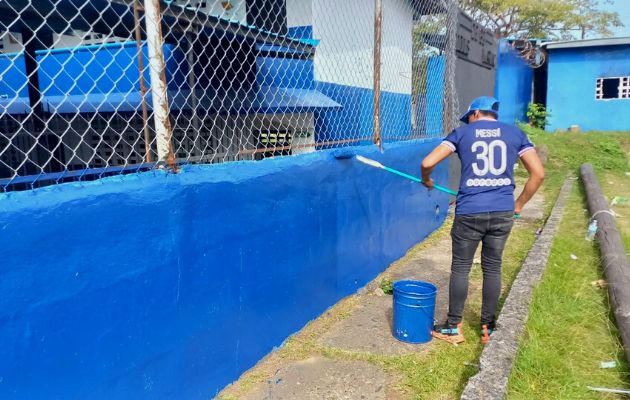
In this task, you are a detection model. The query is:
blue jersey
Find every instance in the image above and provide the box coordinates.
[442,120,534,215]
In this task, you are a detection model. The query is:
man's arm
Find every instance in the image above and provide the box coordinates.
[421,144,453,188]
[515,150,545,214]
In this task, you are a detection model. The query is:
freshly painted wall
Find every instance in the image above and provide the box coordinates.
[425,56,446,136]
[546,44,630,131]
[494,40,533,124]
[313,82,412,144]
[0,139,449,399]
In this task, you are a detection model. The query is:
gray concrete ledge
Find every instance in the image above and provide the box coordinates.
[461,177,574,400]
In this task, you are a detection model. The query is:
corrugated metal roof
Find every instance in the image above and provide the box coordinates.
[543,37,630,50]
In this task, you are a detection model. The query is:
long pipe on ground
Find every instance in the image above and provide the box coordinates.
[581,163,630,363]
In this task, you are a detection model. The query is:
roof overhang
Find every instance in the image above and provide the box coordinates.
[543,37,630,50]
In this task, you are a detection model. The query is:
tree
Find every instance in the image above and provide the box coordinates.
[459,0,624,39]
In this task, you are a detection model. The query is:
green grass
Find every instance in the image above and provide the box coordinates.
[600,174,630,259]
[516,127,630,216]
[518,126,629,174]
[508,130,630,399]
[508,185,630,399]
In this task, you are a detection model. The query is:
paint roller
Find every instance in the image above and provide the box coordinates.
[332,149,457,196]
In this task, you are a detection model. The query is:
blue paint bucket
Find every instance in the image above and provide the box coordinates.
[392,280,437,344]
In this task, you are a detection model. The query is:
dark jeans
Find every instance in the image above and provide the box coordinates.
[447,211,514,325]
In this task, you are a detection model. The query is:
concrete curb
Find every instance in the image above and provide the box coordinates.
[461,177,574,400]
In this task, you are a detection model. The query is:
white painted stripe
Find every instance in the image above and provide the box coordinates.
[441,141,456,152]
[519,147,535,157]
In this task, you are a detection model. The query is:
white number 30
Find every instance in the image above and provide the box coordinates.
[471,140,507,176]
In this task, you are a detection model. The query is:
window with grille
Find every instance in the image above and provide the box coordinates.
[256,130,292,160]
[596,77,630,100]
[621,77,630,99]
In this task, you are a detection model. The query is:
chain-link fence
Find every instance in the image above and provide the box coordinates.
[0,0,459,191]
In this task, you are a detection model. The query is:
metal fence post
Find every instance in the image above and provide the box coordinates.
[134,0,152,163]
[373,0,383,149]
[443,0,458,133]
[143,0,175,166]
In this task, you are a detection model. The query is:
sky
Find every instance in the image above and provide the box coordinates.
[604,0,630,37]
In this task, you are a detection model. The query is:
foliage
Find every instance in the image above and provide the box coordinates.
[459,0,623,39]
[380,277,394,295]
[526,103,548,129]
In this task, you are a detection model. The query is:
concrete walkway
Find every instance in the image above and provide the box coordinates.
[219,189,544,400]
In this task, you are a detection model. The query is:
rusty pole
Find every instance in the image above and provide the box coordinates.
[133,0,152,163]
[373,0,383,150]
[143,0,175,168]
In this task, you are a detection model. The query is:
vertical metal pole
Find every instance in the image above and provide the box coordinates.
[134,0,152,163]
[21,28,45,123]
[373,0,383,150]
[443,0,458,133]
[143,0,175,167]
[21,27,64,173]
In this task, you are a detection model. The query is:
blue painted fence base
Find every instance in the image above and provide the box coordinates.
[0,139,448,399]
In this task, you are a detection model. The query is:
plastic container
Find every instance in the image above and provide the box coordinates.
[586,219,598,241]
[392,280,437,344]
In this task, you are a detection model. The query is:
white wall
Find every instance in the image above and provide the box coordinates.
[175,0,247,23]
[0,30,126,52]
[381,0,413,94]
[286,0,313,27]
[305,0,412,94]
[0,32,23,53]
[53,31,125,48]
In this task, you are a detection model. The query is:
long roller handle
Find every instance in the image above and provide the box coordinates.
[356,155,458,196]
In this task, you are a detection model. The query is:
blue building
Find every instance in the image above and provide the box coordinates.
[494,39,534,124]
[544,37,630,132]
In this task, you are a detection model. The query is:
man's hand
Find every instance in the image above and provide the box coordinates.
[514,201,523,215]
[421,143,454,188]
[515,150,545,214]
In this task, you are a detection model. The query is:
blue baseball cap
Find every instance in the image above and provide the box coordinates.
[460,96,500,124]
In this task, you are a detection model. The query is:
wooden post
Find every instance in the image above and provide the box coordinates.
[581,163,630,363]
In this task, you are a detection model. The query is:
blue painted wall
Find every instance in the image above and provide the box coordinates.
[314,82,412,146]
[0,139,448,399]
[425,56,446,136]
[546,44,630,131]
[494,40,533,124]
[287,25,314,41]
[257,57,314,89]
[0,42,186,113]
